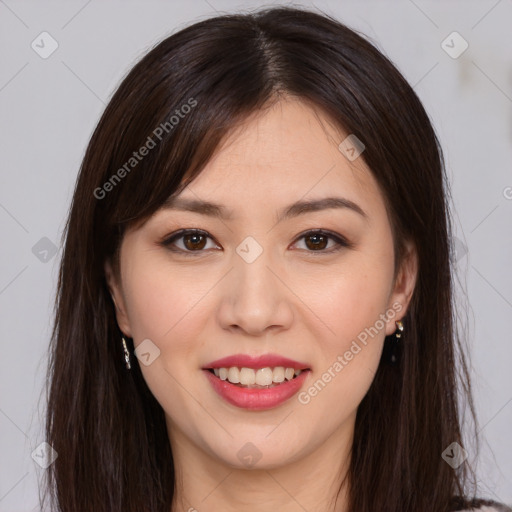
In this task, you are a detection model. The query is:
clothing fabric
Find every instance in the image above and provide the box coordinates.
[458,505,512,512]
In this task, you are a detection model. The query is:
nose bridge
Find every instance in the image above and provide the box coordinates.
[218,237,293,334]
[233,240,278,309]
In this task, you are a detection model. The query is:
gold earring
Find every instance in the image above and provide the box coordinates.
[395,320,404,339]
[122,336,131,370]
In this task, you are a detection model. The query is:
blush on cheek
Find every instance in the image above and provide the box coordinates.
[125,294,171,347]
[126,277,215,366]
[321,292,389,380]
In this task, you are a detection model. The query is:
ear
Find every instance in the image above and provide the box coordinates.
[104,259,133,338]
[385,240,418,336]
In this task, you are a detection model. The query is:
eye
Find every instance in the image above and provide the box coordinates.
[160,229,220,255]
[161,228,351,256]
[291,229,351,253]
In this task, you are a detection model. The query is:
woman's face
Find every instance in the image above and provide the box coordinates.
[106,97,416,472]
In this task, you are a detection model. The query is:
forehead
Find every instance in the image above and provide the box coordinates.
[166,98,386,226]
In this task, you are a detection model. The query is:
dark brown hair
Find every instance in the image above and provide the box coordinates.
[42,5,495,511]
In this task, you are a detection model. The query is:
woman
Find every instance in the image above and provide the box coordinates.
[42,6,510,512]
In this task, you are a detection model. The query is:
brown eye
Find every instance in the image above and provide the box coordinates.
[304,232,329,250]
[161,229,218,255]
[161,228,351,256]
[293,229,351,253]
[182,232,207,250]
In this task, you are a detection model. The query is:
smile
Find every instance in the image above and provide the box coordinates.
[203,369,312,410]
[208,366,304,387]
[202,353,312,410]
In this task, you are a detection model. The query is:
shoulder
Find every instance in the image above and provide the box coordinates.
[455,501,512,512]
[458,508,510,512]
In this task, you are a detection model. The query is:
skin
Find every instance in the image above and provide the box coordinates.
[106,97,418,512]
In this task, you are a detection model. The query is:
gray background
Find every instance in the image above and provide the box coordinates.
[0,0,511,509]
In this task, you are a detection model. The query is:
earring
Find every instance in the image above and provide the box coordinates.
[395,320,404,339]
[122,336,131,370]
[387,320,404,366]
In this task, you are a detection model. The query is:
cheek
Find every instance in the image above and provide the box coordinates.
[302,257,393,346]
[121,262,211,411]
[121,259,213,371]
[296,264,390,421]
[298,248,394,410]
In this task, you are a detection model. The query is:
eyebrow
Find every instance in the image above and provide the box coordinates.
[162,195,368,223]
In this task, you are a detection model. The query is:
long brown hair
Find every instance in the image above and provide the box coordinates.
[42,6,490,511]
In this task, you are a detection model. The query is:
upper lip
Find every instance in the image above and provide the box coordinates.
[203,354,311,370]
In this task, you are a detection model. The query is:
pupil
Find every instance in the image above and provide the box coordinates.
[306,234,327,250]
[185,234,206,250]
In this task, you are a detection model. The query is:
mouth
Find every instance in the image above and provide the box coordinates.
[205,366,311,389]
[202,354,312,409]
[203,366,312,410]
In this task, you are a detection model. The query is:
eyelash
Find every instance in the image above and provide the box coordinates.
[159,228,352,256]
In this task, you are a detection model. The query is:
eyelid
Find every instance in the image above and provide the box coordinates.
[159,228,352,255]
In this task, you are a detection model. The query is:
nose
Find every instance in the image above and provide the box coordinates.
[216,248,294,336]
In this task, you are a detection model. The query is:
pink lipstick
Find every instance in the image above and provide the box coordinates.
[202,353,311,411]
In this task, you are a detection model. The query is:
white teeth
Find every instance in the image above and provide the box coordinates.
[255,367,273,386]
[210,366,305,386]
[227,367,240,383]
[285,368,295,381]
[240,368,256,385]
[273,366,285,382]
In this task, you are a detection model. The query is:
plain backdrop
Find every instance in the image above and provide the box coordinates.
[0,0,511,510]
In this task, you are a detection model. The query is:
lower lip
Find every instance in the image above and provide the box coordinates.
[203,369,310,411]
